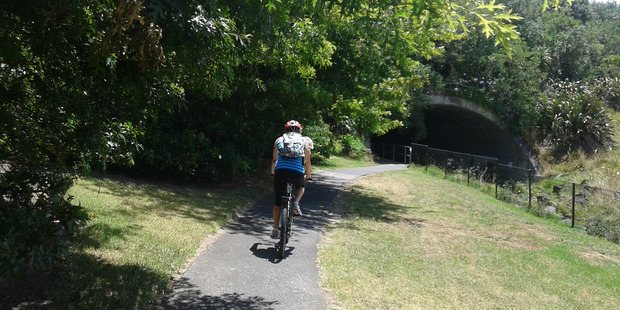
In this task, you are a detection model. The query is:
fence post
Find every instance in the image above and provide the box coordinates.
[444,150,448,178]
[528,169,532,209]
[424,145,429,171]
[571,183,576,228]
[382,143,385,160]
[494,159,499,199]
[407,147,412,165]
[467,154,471,185]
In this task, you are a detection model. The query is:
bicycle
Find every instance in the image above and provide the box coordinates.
[277,178,295,259]
[276,176,311,259]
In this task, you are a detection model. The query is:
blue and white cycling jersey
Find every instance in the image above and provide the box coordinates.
[274,132,313,174]
[274,153,304,174]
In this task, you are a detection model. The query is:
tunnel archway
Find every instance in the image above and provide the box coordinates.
[373,94,535,170]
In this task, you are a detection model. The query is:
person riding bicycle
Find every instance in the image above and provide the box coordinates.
[270,120,313,239]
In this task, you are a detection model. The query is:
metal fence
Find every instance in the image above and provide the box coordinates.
[407,143,532,182]
[379,143,412,165]
[376,142,620,244]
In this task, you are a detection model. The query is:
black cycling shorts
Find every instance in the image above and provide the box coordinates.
[273,169,305,206]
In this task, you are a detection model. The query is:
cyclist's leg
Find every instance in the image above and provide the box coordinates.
[272,171,286,237]
[294,187,305,203]
[272,204,280,229]
[290,171,305,215]
[291,171,305,203]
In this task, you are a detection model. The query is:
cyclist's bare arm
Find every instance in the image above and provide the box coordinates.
[304,148,312,180]
[270,146,278,175]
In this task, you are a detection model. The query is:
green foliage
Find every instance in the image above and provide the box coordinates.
[2,0,598,283]
[597,77,620,111]
[477,43,544,139]
[428,0,620,156]
[594,56,620,80]
[0,0,163,280]
[1,167,88,282]
[538,80,615,158]
[516,0,609,81]
[430,38,544,139]
[303,120,341,162]
[339,134,368,159]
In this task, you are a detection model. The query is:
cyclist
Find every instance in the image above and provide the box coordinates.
[270,120,313,239]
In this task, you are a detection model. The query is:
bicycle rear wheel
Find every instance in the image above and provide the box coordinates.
[278,204,289,258]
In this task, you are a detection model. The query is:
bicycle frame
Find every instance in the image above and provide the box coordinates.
[278,181,295,258]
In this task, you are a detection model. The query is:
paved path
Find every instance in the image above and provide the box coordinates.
[162,163,407,310]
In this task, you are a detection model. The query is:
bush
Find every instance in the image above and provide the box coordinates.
[538,80,615,158]
[339,134,368,159]
[303,120,341,162]
[595,77,620,111]
[0,165,88,283]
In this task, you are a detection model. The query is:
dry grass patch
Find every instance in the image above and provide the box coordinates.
[580,251,620,266]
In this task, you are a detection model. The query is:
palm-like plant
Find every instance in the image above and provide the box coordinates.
[539,80,615,158]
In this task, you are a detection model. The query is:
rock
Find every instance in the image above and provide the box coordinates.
[544,206,557,214]
[575,192,587,204]
[553,184,564,194]
[537,193,551,204]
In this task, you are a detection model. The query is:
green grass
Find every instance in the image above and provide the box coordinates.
[5,156,372,308]
[10,156,619,309]
[319,167,620,309]
[8,174,270,309]
[313,155,379,171]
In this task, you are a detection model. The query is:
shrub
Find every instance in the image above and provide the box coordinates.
[595,77,620,111]
[538,80,615,158]
[0,165,88,282]
[339,134,368,159]
[303,120,341,162]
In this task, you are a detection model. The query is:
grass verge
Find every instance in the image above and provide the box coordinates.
[313,156,379,171]
[319,167,620,309]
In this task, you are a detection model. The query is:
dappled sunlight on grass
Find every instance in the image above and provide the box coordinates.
[49,175,267,309]
[69,176,259,264]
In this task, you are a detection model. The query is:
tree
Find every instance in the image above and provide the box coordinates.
[0,0,535,280]
[1,0,164,280]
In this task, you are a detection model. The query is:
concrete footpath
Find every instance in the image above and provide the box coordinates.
[161,163,408,310]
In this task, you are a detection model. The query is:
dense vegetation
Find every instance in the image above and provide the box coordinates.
[1,0,619,283]
[426,0,620,158]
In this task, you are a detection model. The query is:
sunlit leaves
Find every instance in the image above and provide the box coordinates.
[446,0,523,56]
[272,18,335,79]
[544,0,574,12]
[99,0,165,71]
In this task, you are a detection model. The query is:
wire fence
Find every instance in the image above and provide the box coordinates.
[376,142,620,244]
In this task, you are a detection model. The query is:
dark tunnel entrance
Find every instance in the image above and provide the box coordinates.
[419,105,531,168]
[372,96,535,171]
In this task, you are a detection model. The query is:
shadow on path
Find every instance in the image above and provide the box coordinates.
[164,277,279,310]
[161,163,409,310]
